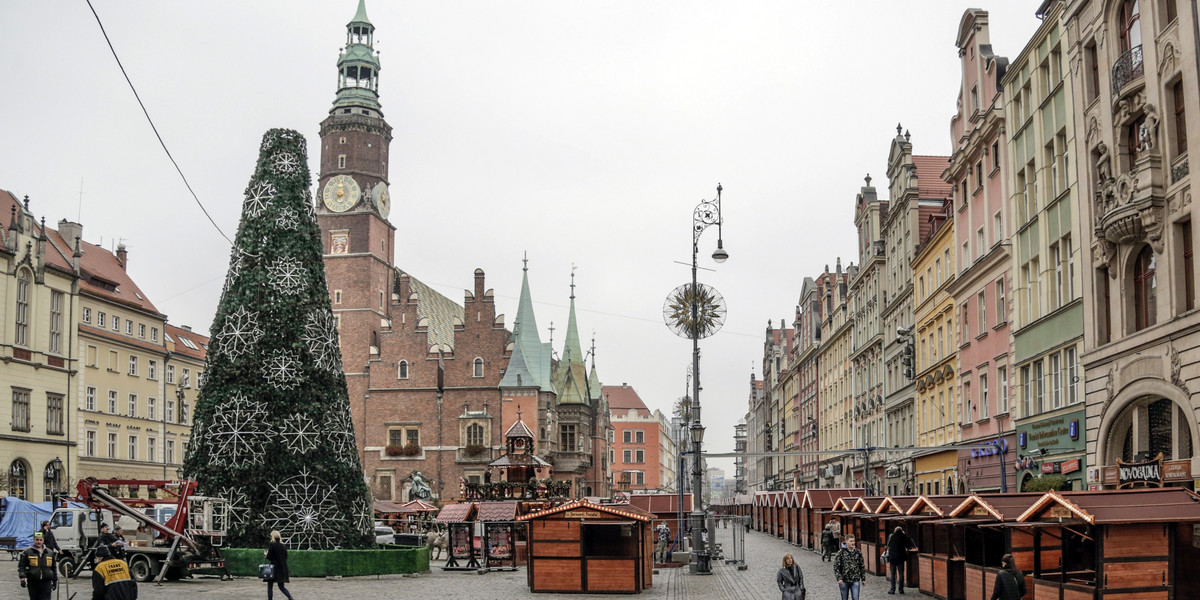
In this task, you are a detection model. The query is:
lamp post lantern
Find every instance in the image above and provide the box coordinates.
[663,184,727,575]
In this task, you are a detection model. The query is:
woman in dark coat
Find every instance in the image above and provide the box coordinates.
[990,553,1026,600]
[265,530,294,600]
[776,553,805,600]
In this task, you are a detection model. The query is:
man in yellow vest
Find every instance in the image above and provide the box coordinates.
[17,532,57,600]
[91,544,138,599]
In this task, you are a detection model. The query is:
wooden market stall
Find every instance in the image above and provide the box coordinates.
[800,488,864,551]
[477,501,521,570]
[892,495,968,591]
[783,491,801,543]
[437,502,479,570]
[931,493,1042,600]
[1015,488,1200,600]
[845,496,887,575]
[868,495,918,577]
[518,499,655,594]
[753,491,768,533]
[627,493,693,561]
[828,495,863,543]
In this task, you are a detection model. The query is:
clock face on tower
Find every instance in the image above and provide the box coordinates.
[372,182,391,219]
[322,175,361,212]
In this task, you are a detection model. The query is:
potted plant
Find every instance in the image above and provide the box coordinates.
[385,444,405,456]
[400,442,421,457]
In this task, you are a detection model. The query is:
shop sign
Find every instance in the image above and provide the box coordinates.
[971,439,1008,458]
[1163,459,1193,483]
[1068,420,1079,440]
[1117,453,1164,489]
[1088,484,1101,491]
[1041,462,1058,474]
[1102,466,1119,486]
[1061,459,1080,474]
[1087,467,1101,483]
[562,509,604,519]
[1018,432,1027,448]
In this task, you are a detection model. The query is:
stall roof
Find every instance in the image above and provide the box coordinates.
[948,493,1044,521]
[1017,488,1200,525]
[488,453,552,468]
[435,502,477,523]
[905,495,970,517]
[476,501,519,522]
[517,499,654,522]
[754,491,770,507]
[831,496,859,512]
[373,500,415,514]
[736,493,754,505]
[850,496,886,513]
[402,499,439,513]
[801,488,865,509]
[627,493,693,515]
[875,496,920,514]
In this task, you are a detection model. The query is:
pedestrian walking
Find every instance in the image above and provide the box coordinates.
[885,525,916,594]
[990,554,1026,600]
[776,553,806,600]
[833,534,866,600]
[820,524,836,562]
[265,530,295,600]
[91,544,136,600]
[17,532,57,600]
[38,522,58,554]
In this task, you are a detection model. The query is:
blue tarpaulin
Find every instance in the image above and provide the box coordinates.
[0,498,84,549]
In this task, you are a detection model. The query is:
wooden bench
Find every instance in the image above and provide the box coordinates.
[0,537,19,560]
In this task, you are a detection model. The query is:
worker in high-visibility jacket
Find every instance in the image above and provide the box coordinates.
[91,544,138,600]
[17,532,57,600]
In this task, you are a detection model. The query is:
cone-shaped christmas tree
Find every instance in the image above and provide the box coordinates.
[184,129,372,549]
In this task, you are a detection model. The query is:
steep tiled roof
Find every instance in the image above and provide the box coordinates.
[604,385,650,416]
[402,270,464,349]
[166,324,209,361]
[913,155,952,199]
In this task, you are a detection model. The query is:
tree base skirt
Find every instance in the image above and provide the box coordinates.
[222,546,429,577]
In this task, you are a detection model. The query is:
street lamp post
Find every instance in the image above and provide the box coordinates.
[986,440,1008,493]
[688,185,726,575]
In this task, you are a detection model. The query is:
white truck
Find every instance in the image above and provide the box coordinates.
[52,478,230,583]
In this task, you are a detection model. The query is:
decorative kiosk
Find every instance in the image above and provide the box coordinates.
[518,499,655,594]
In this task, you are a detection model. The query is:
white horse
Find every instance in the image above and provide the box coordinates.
[425,530,448,560]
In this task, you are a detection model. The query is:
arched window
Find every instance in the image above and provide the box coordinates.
[397,360,409,379]
[14,270,30,347]
[1109,396,1193,462]
[466,423,484,447]
[9,460,28,500]
[473,358,484,378]
[1133,245,1157,330]
[1119,0,1142,52]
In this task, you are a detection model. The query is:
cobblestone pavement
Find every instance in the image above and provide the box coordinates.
[0,527,905,600]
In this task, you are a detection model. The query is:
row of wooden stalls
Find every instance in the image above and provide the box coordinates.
[712,487,1200,599]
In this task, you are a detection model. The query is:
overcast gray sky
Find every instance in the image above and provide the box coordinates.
[0,2,1042,471]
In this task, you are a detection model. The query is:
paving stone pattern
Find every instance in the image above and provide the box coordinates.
[0,527,903,600]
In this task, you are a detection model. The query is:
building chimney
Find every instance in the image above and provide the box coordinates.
[57,220,83,250]
[116,243,128,271]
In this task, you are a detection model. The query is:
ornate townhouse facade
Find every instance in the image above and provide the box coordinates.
[817,261,855,488]
[848,176,888,493]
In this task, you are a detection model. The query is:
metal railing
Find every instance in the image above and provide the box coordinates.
[1112,45,1144,95]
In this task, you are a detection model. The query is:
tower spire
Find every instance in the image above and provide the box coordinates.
[332,0,382,114]
[563,268,583,364]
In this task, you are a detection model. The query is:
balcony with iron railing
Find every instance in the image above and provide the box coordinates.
[1112,45,1144,95]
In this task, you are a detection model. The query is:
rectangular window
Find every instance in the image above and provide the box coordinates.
[128,436,137,460]
[980,374,989,418]
[1175,80,1188,157]
[1016,170,1028,223]
[998,366,1009,413]
[83,307,92,323]
[635,430,644,444]
[635,449,645,463]
[405,429,420,447]
[150,327,159,342]
[108,350,118,372]
[97,312,106,328]
[49,291,63,353]
[993,211,1003,244]
[977,227,985,258]
[128,394,137,418]
[996,279,1006,324]
[976,161,984,190]
[107,390,117,414]
[623,449,632,463]
[560,425,577,452]
[1022,365,1032,417]
[86,386,96,411]
[11,389,31,432]
[1051,243,1063,309]
[147,438,156,462]
[338,154,346,169]
[112,316,120,332]
[961,384,971,424]
[962,305,971,340]
[1099,268,1112,344]
[623,430,632,444]
[148,397,156,421]
[86,431,96,456]
[166,399,175,424]
[1065,347,1079,404]
[1184,221,1195,311]
[1031,257,1042,318]
[125,320,132,335]
[107,433,117,458]
[978,291,987,331]
[166,440,175,464]
[992,142,1001,171]
[14,273,29,347]
[1034,360,1045,414]
[166,365,175,385]
[1051,354,1062,409]
[148,360,157,380]
[129,355,138,377]
[138,324,146,339]
[47,394,63,435]
[1047,141,1058,197]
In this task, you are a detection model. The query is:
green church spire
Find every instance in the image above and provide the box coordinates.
[500,254,555,392]
[562,267,584,364]
[553,267,589,405]
[332,0,382,114]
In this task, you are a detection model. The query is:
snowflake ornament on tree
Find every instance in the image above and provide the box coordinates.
[303,310,341,373]
[217,307,263,360]
[275,206,300,231]
[244,181,276,218]
[215,485,252,530]
[281,413,321,455]
[207,394,271,467]
[263,350,301,390]
[268,255,306,296]
[261,469,346,550]
[271,151,300,175]
[327,409,359,467]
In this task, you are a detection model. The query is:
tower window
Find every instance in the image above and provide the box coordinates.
[338,155,346,169]
[398,360,408,379]
[473,358,484,378]
[339,137,346,145]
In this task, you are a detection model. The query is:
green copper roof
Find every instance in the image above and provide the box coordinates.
[588,362,602,401]
[499,258,555,392]
[552,275,590,405]
[350,0,371,26]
